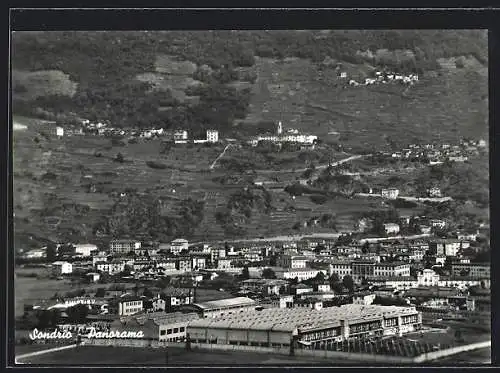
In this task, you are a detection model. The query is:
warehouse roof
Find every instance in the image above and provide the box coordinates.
[187,304,419,333]
[193,297,255,310]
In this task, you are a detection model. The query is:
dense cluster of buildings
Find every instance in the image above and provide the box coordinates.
[52,118,220,145]
[346,70,419,87]
[249,121,318,147]
[20,224,490,353]
[377,139,487,164]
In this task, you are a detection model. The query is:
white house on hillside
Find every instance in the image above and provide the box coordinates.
[52,261,73,275]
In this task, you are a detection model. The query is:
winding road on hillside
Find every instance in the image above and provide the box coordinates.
[209,144,233,170]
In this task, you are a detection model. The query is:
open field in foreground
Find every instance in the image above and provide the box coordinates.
[16,345,348,366]
[15,344,491,366]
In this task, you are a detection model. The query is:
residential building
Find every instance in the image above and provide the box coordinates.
[174,130,188,143]
[429,219,447,229]
[316,283,331,293]
[294,298,323,310]
[170,239,189,255]
[417,269,440,287]
[292,284,314,295]
[152,297,166,312]
[241,279,288,296]
[176,257,192,272]
[352,292,376,305]
[456,231,478,241]
[22,248,47,259]
[328,261,352,279]
[95,259,126,275]
[52,261,73,275]
[211,248,227,263]
[109,240,141,256]
[206,129,219,143]
[217,258,233,270]
[384,223,400,235]
[271,295,294,309]
[116,296,144,316]
[162,288,194,308]
[419,225,432,234]
[86,272,101,283]
[430,239,461,257]
[374,262,411,278]
[428,187,442,198]
[278,255,308,269]
[73,243,98,257]
[381,188,399,199]
[191,255,208,270]
[274,268,328,282]
[451,262,490,279]
[93,253,108,266]
[366,276,417,291]
[156,259,177,272]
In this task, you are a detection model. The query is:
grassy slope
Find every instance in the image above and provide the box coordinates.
[239,57,488,149]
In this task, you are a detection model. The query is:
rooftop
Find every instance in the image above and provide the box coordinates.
[172,239,189,244]
[193,297,256,310]
[187,304,419,333]
[130,311,200,326]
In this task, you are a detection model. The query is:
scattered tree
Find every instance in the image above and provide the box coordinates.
[342,275,355,293]
[262,268,276,279]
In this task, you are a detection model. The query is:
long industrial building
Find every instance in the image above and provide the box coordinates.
[187,304,422,349]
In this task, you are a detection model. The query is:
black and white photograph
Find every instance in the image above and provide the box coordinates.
[10,24,491,366]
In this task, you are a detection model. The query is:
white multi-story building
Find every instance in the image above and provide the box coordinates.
[109,240,141,256]
[381,188,399,199]
[206,129,219,143]
[278,255,307,269]
[174,130,188,143]
[96,260,126,275]
[429,219,447,229]
[274,268,328,282]
[52,261,73,275]
[170,239,189,255]
[217,258,233,270]
[117,296,144,316]
[417,269,440,287]
[384,223,400,235]
[328,261,352,278]
[249,122,317,146]
[428,187,442,198]
[73,243,98,257]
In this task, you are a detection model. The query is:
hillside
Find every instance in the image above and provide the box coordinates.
[12,30,488,147]
[11,31,489,247]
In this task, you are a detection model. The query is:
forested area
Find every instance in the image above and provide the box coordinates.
[92,194,204,241]
[12,30,487,133]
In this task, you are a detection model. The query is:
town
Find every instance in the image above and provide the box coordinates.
[17,207,490,363]
[12,29,490,366]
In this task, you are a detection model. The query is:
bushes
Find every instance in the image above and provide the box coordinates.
[146,161,168,170]
[310,194,328,205]
[389,198,418,209]
[40,172,58,182]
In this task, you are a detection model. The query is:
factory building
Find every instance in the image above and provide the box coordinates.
[187,304,422,349]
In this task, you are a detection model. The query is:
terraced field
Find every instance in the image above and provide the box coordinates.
[237,57,487,150]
